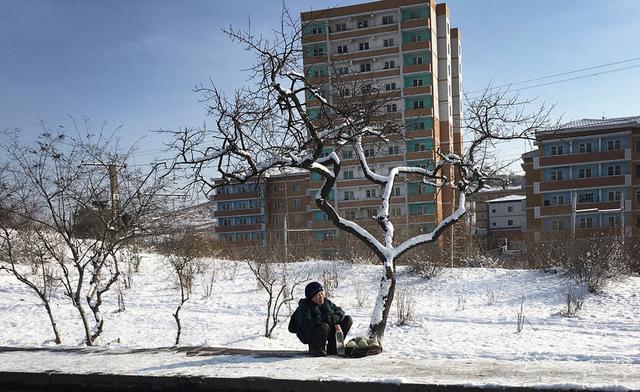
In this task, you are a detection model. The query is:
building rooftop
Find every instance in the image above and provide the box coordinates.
[537,115,640,136]
[485,195,526,203]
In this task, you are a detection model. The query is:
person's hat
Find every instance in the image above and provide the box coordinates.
[305,281,323,299]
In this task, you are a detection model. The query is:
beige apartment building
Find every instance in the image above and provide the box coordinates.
[522,116,640,240]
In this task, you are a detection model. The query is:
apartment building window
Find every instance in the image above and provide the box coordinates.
[366,209,377,218]
[578,168,592,178]
[311,26,323,34]
[578,142,593,153]
[608,191,622,201]
[637,215,640,228]
[358,42,370,51]
[551,220,564,230]
[507,220,514,226]
[414,142,427,152]
[357,20,369,29]
[636,138,640,152]
[342,149,354,159]
[637,190,640,203]
[383,60,395,69]
[607,139,621,151]
[293,199,300,208]
[549,145,565,155]
[382,15,394,25]
[343,170,354,179]
[341,88,350,96]
[388,145,399,155]
[337,45,348,54]
[551,195,565,205]
[636,163,640,177]
[385,82,397,91]
[411,56,424,65]
[413,100,425,109]
[383,38,395,47]
[391,207,402,217]
[364,148,375,157]
[346,210,357,220]
[412,78,424,87]
[361,84,373,94]
[337,66,349,75]
[607,165,621,176]
[313,47,325,56]
[410,33,423,42]
[386,104,398,113]
[335,23,347,32]
[360,63,371,72]
[579,217,593,229]
[578,193,595,203]
[550,170,563,181]
[507,206,513,212]
[343,190,355,200]
[608,216,620,227]
[393,187,401,196]
[366,189,377,198]
[220,218,232,227]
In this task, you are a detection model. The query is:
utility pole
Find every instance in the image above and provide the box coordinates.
[81,162,123,225]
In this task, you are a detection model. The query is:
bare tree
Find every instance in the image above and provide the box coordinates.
[158,231,212,345]
[0,122,170,346]
[247,258,307,339]
[165,10,554,346]
[0,221,63,344]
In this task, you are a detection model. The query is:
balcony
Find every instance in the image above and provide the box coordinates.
[405,129,433,139]
[301,34,327,44]
[404,107,433,118]
[403,63,431,74]
[407,193,435,203]
[538,175,627,192]
[213,207,264,218]
[304,55,328,65]
[332,47,398,62]
[404,85,432,97]
[405,150,434,161]
[536,201,623,218]
[402,40,431,52]
[537,149,629,168]
[215,223,264,233]
[401,18,430,30]
[329,23,398,40]
[212,191,261,201]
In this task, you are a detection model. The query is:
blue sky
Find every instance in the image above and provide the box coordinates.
[1,0,639,167]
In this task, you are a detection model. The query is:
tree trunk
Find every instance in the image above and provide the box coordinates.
[173,304,183,345]
[367,261,396,345]
[76,303,93,346]
[43,299,62,344]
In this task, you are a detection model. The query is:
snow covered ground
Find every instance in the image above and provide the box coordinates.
[1,253,639,390]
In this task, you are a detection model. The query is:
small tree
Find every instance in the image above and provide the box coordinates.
[0,123,170,346]
[166,10,554,346]
[158,231,212,345]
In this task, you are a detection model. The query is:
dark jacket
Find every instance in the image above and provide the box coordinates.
[293,297,345,341]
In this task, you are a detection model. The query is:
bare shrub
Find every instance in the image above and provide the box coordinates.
[402,244,444,280]
[202,260,219,298]
[352,276,370,308]
[395,289,416,326]
[515,295,536,333]
[486,289,499,306]
[248,260,308,338]
[320,261,340,299]
[551,236,630,294]
[462,254,502,268]
[560,284,586,317]
[456,294,466,311]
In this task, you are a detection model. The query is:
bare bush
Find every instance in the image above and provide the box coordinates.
[560,284,587,317]
[515,295,536,333]
[352,276,370,308]
[248,260,308,338]
[395,289,416,326]
[320,261,340,298]
[402,245,444,280]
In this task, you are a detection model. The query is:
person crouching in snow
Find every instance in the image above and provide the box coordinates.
[290,281,353,356]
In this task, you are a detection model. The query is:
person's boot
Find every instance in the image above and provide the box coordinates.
[309,344,327,357]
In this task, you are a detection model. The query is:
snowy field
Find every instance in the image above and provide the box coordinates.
[1,253,639,390]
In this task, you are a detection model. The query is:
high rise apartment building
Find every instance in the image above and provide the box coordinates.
[522,116,640,240]
[301,0,463,246]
